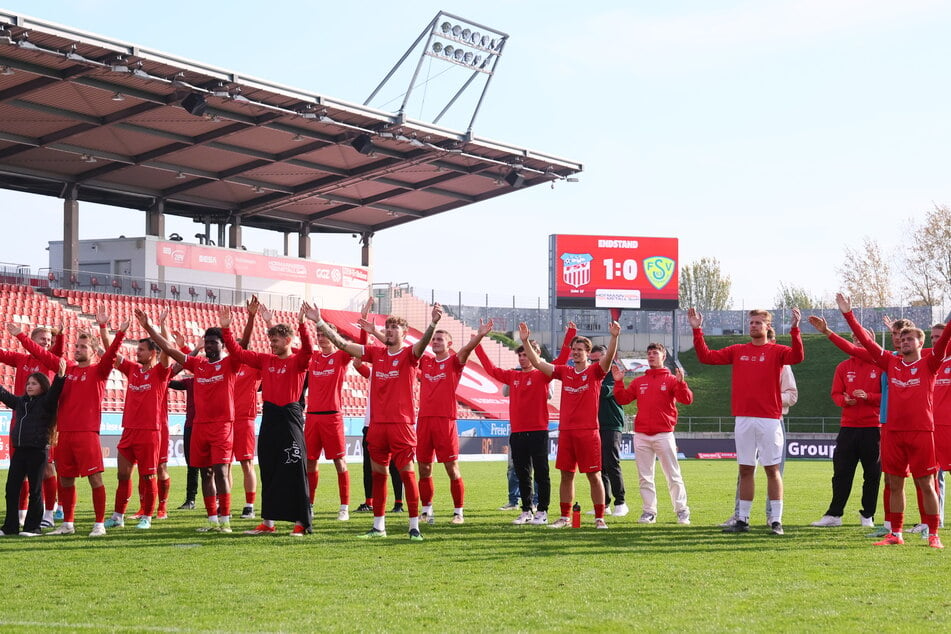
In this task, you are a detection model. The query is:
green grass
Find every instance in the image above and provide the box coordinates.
[1,461,950,633]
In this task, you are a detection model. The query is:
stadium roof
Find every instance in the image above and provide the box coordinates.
[0,11,582,235]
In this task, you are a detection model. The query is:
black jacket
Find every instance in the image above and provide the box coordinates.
[0,375,65,449]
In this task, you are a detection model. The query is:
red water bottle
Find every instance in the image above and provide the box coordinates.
[571,502,581,528]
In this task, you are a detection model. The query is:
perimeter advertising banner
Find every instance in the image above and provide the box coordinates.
[549,234,679,310]
[157,241,369,288]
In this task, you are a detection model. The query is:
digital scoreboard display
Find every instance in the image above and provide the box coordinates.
[549,234,679,310]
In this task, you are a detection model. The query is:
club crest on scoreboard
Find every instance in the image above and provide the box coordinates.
[561,253,593,288]
[643,256,675,290]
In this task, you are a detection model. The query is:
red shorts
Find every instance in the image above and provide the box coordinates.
[555,428,602,473]
[934,425,951,471]
[55,431,104,478]
[305,413,346,460]
[232,418,256,462]
[158,421,169,464]
[190,421,234,468]
[367,422,416,470]
[416,416,459,464]
[117,428,160,475]
[881,429,937,479]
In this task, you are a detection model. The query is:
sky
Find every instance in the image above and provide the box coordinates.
[4,0,951,311]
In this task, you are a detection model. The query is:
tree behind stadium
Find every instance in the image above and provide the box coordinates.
[679,257,732,311]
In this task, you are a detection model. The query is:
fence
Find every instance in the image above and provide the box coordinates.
[677,417,843,434]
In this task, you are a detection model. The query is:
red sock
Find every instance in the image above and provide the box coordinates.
[135,478,146,514]
[217,493,231,518]
[245,491,256,505]
[450,477,465,508]
[371,472,388,518]
[916,484,926,523]
[142,477,157,517]
[418,476,435,507]
[927,513,940,535]
[891,512,905,534]
[308,471,318,504]
[560,502,571,518]
[365,498,373,506]
[43,474,57,511]
[400,470,419,518]
[594,503,606,519]
[883,483,891,515]
[203,495,217,518]
[115,479,133,514]
[18,480,28,512]
[157,477,170,514]
[60,485,77,523]
[92,485,107,524]
[337,471,350,506]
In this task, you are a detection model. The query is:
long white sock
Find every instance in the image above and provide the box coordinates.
[409,516,419,531]
[737,500,753,522]
[768,500,783,523]
[373,516,385,532]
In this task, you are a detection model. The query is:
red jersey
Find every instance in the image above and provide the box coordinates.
[934,357,951,428]
[831,357,881,428]
[418,353,464,419]
[182,354,241,424]
[306,349,352,413]
[692,328,804,418]
[0,333,64,396]
[233,364,262,422]
[361,345,419,424]
[614,367,693,435]
[475,346,551,433]
[16,330,124,433]
[223,325,311,407]
[552,362,607,431]
[117,359,171,430]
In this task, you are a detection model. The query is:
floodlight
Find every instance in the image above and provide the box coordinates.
[453,49,464,61]
[473,55,483,67]
[432,42,443,54]
[504,169,525,188]
[461,28,471,40]
[463,52,473,64]
[451,25,462,37]
[443,45,455,57]
[181,92,207,116]
[351,134,375,155]
[441,21,451,33]
[471,31,481,44]
[480,35,490,47]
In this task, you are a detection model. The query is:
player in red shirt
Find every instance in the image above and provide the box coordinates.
[417,320,493,526]
[230,297,263,520]
[309,303,442,541]
[10,316,127,537]
[138,310,241,533]
[221,304,314,535]
[0,324,65,528]
[517,320,620,529]
[688,306,803,535]
[837,293,951,548]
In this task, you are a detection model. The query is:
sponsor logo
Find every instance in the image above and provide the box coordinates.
[787,441,835,459]
[424,372,447,383]
[284,442,302,464]
[196,374,224,384]
[564,384,589,394]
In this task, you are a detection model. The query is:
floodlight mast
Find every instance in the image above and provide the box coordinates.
[363,11,508,135]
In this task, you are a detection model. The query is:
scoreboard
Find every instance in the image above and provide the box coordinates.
[549,234,679,310]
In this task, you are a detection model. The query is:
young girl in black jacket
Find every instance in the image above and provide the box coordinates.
[0,358,66,536]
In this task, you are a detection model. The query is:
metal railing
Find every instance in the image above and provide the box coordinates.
[676,417,843,434]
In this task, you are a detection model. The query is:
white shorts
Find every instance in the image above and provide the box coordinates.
[734,417,784,467]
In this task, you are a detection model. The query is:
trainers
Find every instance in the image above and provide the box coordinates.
[243,523,276,535]
[421,512,435,526]
[811,515,843,527]
[357,528,387,539]
[131,510,145,520]
[240,506,255,519]
[530,511,548,525]
[47,524,75,535]
[612,503,629,517]
[723,520,750,533]
[513,511,534,525]
[218,519,232,533]
[104,517,124,529]
[40,519,54,529]
[390,503,404,513]
[156,510,168,520]
[451,513,464,525]
[135,517,152,530]
[866,526,889,538]
[677,510,691,525]
[196,519,221,533]
[859,514,875,528]
[910,523,929,535]
[549,518,569,529]
[720,515,738,527]
[594,518,609,529]
[637,512,656,524]
[874,533,905,545]
[355,503,373,513]
[177,500,196,510]
[19,531,41,537]
[408,528,424,541]
[53,508,64,521]
[498,503,519,511]
[770,521,785,535]
[337,509,350,521]
[929,534,944,549]
[290,525,311,536]
[88,523,106,537]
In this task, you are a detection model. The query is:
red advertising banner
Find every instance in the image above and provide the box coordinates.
[549,234,679,310]
[157,241,369,289]
[319,308,553,420]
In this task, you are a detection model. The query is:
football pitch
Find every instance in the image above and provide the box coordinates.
[1,460,948,633]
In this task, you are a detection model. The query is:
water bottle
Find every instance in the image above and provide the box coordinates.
[571,502,581,528]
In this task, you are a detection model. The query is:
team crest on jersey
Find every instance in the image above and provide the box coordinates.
[911,368,918,375]
[328,359,334,365]
[643,256,675,290]
[439,363,445,369]
[392,359,399,366]
[284,442,302,464]
[215,364,221,371]
[661,384,667,391]
[945,368,950,374]
[870,371,877,379]
[526,379,532,386]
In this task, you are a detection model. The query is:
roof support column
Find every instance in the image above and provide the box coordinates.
[298,223,311,259]
[63,185,79,275]
[360,231,374,268]
[283,232,291,257]
[146,199,165,238]
[228,216,242,249]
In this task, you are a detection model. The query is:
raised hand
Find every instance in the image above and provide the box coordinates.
[608,321,621,337]
[58,357,68,377]
[219,305,233,329]
[477,318,494,337]
[675,367,685,382]
[567,320,577,330]
[158,308,169,325]
[835,293,851,314]
[247,295,260,316]
[298,302,309,324]
[303,303,321,323]
[807,315,829,334]
[259,305,273,325]
[117,319,130,333]
[6,322,20,336]
[790,308,801,329]
[431,302,443,324]
[96,305,109,328]
[518,322,531,341]
[686,308,703,329]
[171,330,185,349]
[361,296,374,319]
[611,364,624,381]
[134,308,150,329]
